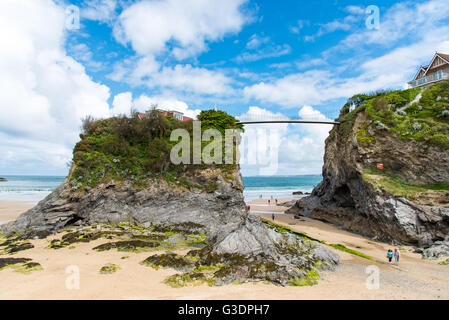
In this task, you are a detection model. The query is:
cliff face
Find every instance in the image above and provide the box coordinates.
[2,165,247,236]
[1,110,338,286]
[290,84,449,253]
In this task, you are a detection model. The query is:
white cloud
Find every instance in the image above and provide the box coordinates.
[109,0,249,97]
[246,34,270,50]
[244,0,449,108]
[239,106,332,176]
[111,92,133,116]
[133,95,201,119]
[67,43,103,71]
[149,65,234,96]
[269,62,292,69]
[236,44,291,63]
[0,0,111,174]
[332,0,449,50]
[289,20,308,35]
[304,13,361,42]
[110,92,201,120]
[344,5,365,15]
[243,70,333,107]
[295,58,326,70]
[81,0,118,23]
[113,0,249,60]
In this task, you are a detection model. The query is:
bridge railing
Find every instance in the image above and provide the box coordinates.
[230,110,339,123]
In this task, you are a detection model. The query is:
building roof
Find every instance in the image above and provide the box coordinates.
[437,52,449,63]
[423,52,449,77]
[413,52,449,80]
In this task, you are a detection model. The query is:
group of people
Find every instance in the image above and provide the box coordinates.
[387,249,400,264]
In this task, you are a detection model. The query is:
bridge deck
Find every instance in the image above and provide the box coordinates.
[236,120,340,125]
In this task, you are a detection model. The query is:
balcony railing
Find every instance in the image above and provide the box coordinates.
[408,72,449,88]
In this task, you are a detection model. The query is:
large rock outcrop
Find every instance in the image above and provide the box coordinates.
[1,108,339,285]
[288,88,449,252]
[1,166,247,237]
[1,165,338,285]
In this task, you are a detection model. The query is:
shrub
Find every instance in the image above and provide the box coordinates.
[70,109,242,189]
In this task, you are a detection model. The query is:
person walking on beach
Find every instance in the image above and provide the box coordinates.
[394,249,400,264]
[387,249,394,263]
[272,213,275,221]
[268,199,271,206]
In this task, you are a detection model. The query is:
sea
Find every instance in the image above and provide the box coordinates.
[0,175,65,202]
[0,175,322,204]
[242,175,321,202]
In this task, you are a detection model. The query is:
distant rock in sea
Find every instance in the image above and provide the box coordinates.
[0,177,7,182]
[292,191,311,196]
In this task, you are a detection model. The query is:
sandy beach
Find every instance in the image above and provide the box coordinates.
[1,199,448,300]
[0,200,36,224]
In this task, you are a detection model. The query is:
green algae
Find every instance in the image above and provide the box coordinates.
[164,272,216,288]
[288,270,319,287]
[0,258,42,274]
[261,218,323,243]
[99,263,121,274]
[0,240,34,255]
[328,243,374,261]
[47,230,125,249]
[140,253,197,271]
[93,240,160,253]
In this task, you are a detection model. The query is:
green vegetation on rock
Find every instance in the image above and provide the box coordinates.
[0,239,34,255]
[99,263,121,274]
[71,109,242,191]
[363,168,449,199]
[331,83,449,149]
[93,240,160,253]
[263,219,376,262]
[356,123,376,145]
[328,244,374,261]
[288,269,320,286]
[261,218,323,243]
[0,258,42,274]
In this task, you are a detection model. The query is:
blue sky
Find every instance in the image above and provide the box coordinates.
[1,0,449,176]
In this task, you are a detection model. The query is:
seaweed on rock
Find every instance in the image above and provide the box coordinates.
[0,257,42,273]
[93,240,160,253]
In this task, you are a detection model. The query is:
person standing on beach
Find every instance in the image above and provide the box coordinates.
[268,199,271,206]
[275,199,278,206]
[394,249,400,264]
[272,213,275,221]
[387,249,394,263]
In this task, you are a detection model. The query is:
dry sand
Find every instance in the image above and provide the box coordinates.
[0,200,36,223]
[1,199,448,300]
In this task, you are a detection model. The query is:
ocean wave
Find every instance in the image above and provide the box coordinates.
[0,188,55,192]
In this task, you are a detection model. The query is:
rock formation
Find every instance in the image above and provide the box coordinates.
[0,110,338,286]
[288,83,449,255]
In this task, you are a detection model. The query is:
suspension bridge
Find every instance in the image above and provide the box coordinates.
[230,109,341,125]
